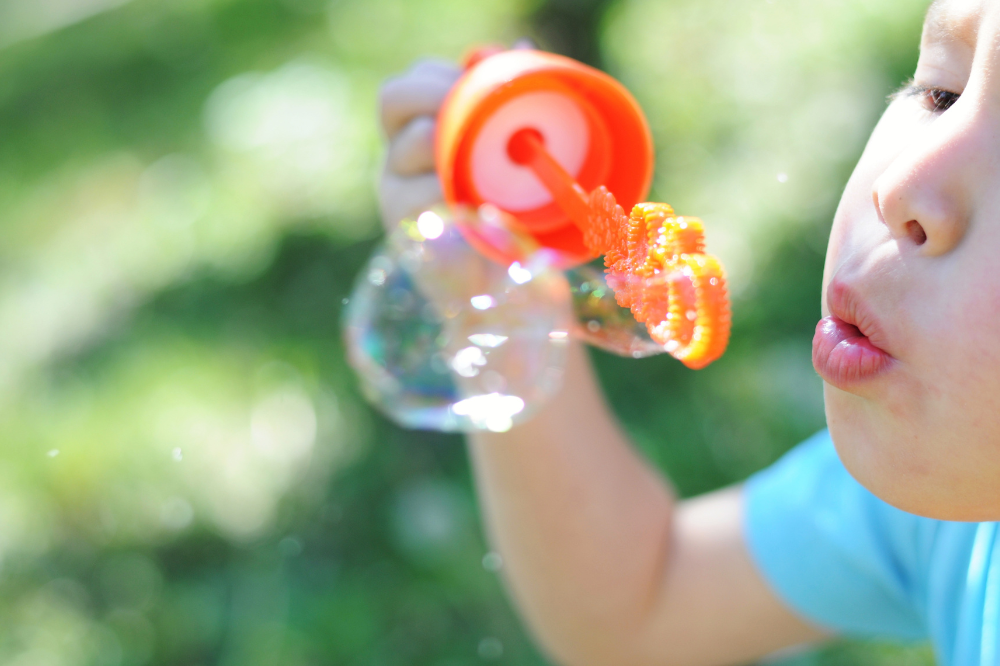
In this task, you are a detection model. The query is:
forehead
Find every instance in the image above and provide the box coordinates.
[924,0,989,48]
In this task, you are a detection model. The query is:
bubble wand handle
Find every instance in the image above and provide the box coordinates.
[506,128,591,230]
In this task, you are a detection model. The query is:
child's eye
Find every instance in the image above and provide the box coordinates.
[923,87,960,112]
[891,80,962,113]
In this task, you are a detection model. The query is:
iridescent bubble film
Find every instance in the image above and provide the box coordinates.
[344,207,573,432]
[566,264,667,359]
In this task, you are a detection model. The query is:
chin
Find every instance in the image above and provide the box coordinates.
[824,387,1000,523]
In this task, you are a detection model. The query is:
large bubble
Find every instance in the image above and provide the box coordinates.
[343,206,573,433]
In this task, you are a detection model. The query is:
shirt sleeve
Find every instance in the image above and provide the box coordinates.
[744,430,930,640]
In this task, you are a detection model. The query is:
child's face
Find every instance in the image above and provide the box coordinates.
[816,0,1000,520]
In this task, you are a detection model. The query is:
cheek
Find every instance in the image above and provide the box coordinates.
[914,192,1000,370]
[824,105,919,294]
[935,255,1000,400]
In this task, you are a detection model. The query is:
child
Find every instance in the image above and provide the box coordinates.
[378,0,1000,663]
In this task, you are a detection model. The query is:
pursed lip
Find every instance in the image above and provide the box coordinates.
[812,280,895,390]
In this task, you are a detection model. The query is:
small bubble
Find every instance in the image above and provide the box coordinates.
[777,172,788,183]
[586,320,601,333]
[279,536,303,557]
[482,552,503,572]
[172,447,183,462]
[686,309,698,321]
[47,449,59,458]
[478,637,503,660]
[161,497,194,530]
[341,297,349,305]
[323,503,344,523]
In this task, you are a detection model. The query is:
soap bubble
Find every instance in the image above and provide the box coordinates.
[478,637,504,659]
[482,551,503,572]
[343,206,572,432]
[566,264,666,359]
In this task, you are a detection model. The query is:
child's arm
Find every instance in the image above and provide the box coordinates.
[380,60,827,666]
[468,341,826,666]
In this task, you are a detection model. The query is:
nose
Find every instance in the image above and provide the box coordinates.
[872,97,989,257]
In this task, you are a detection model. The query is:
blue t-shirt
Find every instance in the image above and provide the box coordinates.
[745,430,1000,666]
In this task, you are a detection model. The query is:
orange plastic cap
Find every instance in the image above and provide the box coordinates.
[436,50,654,267]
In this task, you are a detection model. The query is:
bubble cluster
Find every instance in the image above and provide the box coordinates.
[344,207,573,432]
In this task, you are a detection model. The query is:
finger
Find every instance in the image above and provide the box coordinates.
[379,64,461,137]
[386,115,436,176]
[379,76,452,137]
[379,169,445,231]
[410,58,462,80]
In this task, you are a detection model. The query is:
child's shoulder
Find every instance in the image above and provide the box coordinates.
[745,429,992,662]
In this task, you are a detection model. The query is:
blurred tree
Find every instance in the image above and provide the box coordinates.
[527,0,615,67]
[0,0,937,664]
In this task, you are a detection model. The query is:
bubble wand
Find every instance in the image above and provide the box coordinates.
[436,49,730,369]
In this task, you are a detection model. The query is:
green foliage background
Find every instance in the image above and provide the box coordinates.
[0,0,938,664]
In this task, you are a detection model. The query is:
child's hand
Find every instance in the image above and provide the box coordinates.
[378,59,462,230]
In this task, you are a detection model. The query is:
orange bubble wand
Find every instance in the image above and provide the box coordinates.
[437,49,730,369]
